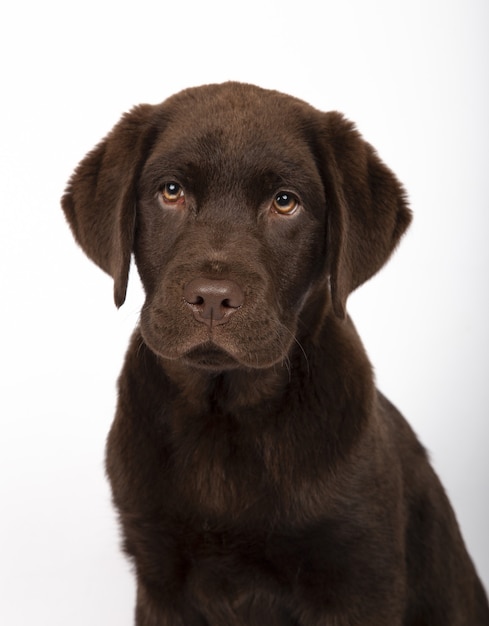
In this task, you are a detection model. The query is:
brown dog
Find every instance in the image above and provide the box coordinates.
[62,82,489,625]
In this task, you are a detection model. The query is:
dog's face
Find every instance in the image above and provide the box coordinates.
[135,87,327,370]
[62,82,411,371]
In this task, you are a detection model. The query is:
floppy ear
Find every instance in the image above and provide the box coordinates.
[317,112,412,318]
[61,104,156,307]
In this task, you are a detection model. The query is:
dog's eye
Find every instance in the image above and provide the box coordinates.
[272,192,299,215]
[160,182,185,206]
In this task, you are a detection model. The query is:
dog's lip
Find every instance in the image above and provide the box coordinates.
[182,343,240,371]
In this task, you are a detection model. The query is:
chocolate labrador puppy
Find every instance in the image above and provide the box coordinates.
[62,82,489,625]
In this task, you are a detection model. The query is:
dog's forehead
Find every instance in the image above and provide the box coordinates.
[161,82,313,133]
[146,83,319,187]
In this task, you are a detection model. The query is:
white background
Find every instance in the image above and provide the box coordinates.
[1,1,488,624]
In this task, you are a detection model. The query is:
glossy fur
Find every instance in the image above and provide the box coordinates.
[62,82,489,625]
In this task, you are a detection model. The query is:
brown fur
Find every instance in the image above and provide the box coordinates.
[62,82,489,625]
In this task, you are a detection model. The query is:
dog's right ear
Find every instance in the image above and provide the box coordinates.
[61,104,156,307]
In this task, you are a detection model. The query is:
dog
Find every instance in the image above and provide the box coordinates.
[62,82,489,625]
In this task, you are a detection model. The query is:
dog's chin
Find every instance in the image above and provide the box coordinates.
[180,343,241,372]
[140,320,292,371]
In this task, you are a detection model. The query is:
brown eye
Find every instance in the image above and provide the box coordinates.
[160,182,185,205]
[272,192,299,215]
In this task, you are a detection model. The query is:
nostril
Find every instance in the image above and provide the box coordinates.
[183,278,244,326]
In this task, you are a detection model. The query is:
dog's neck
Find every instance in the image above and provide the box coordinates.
[161,356,290,413]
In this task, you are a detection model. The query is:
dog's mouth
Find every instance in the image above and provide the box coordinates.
[182,343,241,371]
[140,301,297,371]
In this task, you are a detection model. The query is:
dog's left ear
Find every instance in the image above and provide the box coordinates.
[316,112,412,318]
[61,104,156,307]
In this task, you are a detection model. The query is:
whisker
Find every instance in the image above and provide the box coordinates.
[280,324,310,376]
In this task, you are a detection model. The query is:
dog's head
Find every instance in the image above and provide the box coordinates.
[62,82,410,371]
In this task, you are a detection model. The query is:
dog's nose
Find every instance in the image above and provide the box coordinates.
[183,278,244,326]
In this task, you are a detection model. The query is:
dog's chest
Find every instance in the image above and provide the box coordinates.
[170,410,279,518]
[167,398,339,526]
[135,503,391,624]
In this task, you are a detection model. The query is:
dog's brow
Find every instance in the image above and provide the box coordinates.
[142,150,318,196]
[141,155,196,188]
